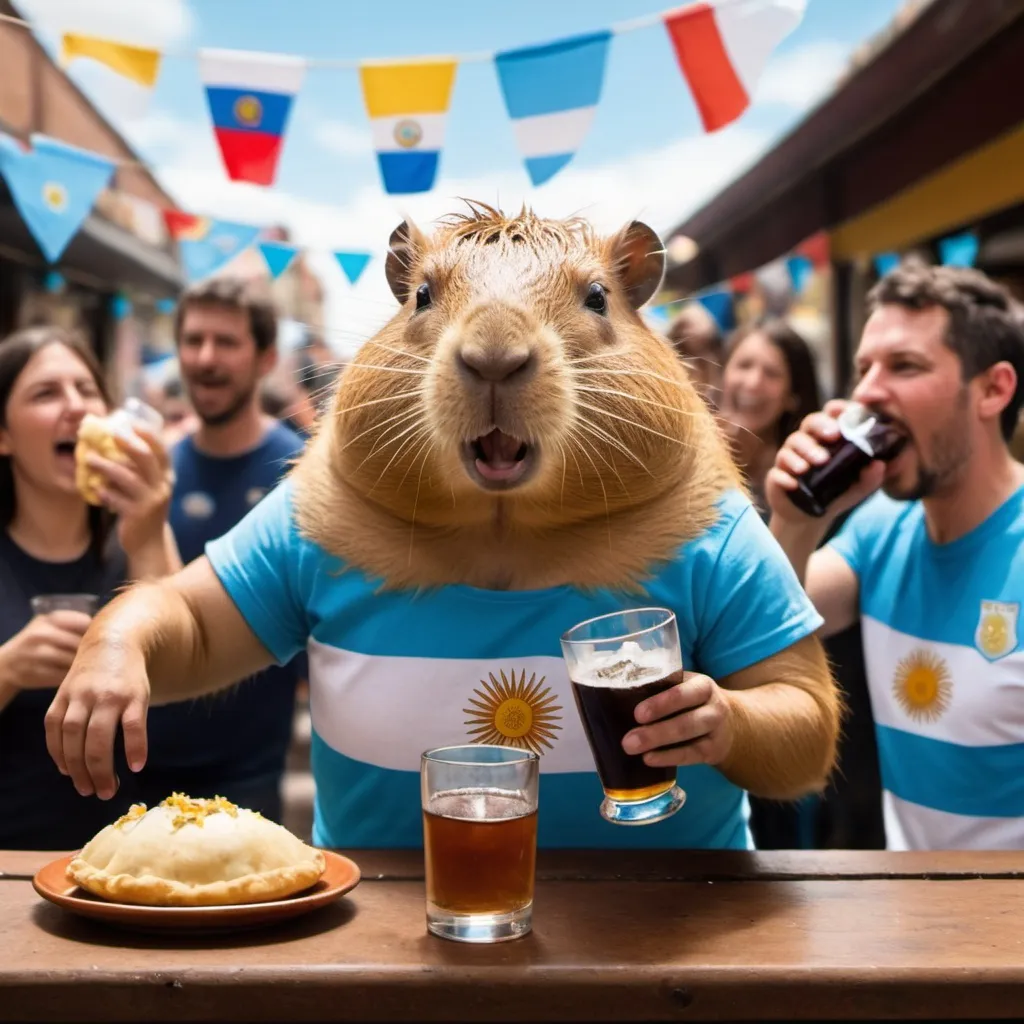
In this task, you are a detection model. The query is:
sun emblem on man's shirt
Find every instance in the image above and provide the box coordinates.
[892,648,952,722]
[464,668,562,755]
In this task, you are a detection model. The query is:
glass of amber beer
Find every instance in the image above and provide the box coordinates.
[560,607,686,825]
[421,744,539,943]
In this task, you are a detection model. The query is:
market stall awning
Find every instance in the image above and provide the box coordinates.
[662,0,1024,293]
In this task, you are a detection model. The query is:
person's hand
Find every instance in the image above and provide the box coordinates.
[44,633,150,800]
[84,425,175,555]
[0,611,91,692]
[621,670,735,769]
[765,399,886,527]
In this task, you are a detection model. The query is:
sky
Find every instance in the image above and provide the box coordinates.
[18,0,905,354]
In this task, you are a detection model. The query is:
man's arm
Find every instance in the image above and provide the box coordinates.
[45,557,274,799]
[770,519,860,639]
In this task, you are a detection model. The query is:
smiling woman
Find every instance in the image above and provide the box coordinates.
[0,326,180,850]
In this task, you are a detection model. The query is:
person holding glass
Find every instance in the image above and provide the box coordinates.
[0,326,181,849]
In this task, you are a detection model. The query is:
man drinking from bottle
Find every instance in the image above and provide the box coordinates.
[765,260,1024,851]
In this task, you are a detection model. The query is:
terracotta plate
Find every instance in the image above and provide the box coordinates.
[33,850,360,932]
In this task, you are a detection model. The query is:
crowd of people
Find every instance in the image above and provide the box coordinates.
[2,255,1023,854]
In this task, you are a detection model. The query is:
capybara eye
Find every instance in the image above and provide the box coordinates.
[415,284,432,310]
[584,283,608,315]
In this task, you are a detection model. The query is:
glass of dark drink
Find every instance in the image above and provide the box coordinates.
[787,402,907,518]
[421,744,539,944]
[560,608,686,826]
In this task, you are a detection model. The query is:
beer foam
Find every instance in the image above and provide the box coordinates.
[573,640,676,689]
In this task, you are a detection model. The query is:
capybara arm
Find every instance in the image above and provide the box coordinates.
[94,557,275,706]
[715,634,841,800]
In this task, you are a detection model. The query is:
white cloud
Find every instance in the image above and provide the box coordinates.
[754,40,849,110]
[310,119,373,160]
[15,0,193,48]
[132,120,770,357]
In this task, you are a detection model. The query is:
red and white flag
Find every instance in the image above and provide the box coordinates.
[665,0,806,133]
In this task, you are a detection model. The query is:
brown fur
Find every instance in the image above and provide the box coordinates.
[292,202,742,591]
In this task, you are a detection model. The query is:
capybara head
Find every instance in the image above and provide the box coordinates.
[295,203,738,586]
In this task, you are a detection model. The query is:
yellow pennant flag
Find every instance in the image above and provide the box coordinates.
[60,33,162,89]
[360,60,457,194]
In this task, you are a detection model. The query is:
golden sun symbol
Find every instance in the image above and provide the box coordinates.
[233,94,263,127]
[464,668,563,755]
[892,648,952,722]
[42,181,68,212]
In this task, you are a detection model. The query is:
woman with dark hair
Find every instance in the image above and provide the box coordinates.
[0,326,180,849]
[718,319,822,519]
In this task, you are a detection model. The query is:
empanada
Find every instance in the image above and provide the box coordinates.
[67,793,326,907]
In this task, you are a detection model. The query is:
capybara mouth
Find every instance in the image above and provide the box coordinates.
[462,428,536,491]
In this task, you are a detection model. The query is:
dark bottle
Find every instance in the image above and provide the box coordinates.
[787,403,907,518]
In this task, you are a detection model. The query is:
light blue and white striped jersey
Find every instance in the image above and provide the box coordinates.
[206,480,823,851]
[829,485,1024,850]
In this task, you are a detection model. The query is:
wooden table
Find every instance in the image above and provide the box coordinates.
[2,848,1023,1022]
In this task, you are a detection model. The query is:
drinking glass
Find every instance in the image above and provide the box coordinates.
[421,744,539,943]
[560,607,686,825]
[31,594,99,616]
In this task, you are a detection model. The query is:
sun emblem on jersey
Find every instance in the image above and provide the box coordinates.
[892,648,952,722]
[464,669,562,755]
[974,600,1018,661]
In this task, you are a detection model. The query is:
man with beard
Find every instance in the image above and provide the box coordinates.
[766,261,1024,851]
[136,278,305,822]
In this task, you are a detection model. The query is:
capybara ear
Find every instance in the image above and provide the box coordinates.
[609,221,666,310]
[385,219,426,304]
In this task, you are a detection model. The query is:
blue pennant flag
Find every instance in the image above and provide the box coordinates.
[695,288,735,333]
[874,252,901,277]
[178,219,260,282]
[938,232,979,269]
[786,254,814,295]
[495,30,611,187]
[258,240,299,279]
[334,251,371,285]
[0,133,115,262]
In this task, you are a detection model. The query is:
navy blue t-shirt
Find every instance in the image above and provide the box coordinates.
[140,422,306,815]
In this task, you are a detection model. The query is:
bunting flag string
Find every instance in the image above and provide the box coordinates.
[0,0,806,193]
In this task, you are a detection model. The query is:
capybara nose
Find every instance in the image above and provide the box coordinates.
[457,344,533,383]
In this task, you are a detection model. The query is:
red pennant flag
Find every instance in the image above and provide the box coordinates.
[664,0,806,132]
[796,231,830,268]
[163,209,209,241]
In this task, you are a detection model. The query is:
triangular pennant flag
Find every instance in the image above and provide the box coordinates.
[177,219,260,282]
[694,287,735,333]
[199,49,306,186]
[162,208,210,240]
[874,252,901,277]
[494,30,611,187]
[258,240,299,279]
[334,251,372,285]
[786,254,814,295]
[665,0,807,132]
[60,33,162,88]
[796,230,829,268]
[938,232,979,268]
[359,60,457,194]
[729,271,756,293]
[0,133,115,262]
